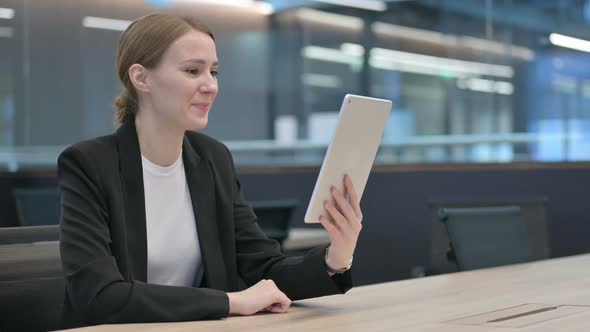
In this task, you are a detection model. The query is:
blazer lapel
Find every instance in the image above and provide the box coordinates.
[183,137,227,290]
[115,120,148,282]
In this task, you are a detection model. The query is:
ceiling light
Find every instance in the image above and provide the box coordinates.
[0,8,14,19]
[310,0,386,11]
[173,0,255,7]
[296,8,363,30]
[161,0,273,14]
[82,16,132,31]
[302,44,514,78]
[549,33,590,53]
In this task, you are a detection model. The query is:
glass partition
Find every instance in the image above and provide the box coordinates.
[0,0,589,170]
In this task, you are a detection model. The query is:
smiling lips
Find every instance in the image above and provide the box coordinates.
[193,103,210,112]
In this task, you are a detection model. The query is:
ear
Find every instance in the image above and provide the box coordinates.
[128,64,150,93]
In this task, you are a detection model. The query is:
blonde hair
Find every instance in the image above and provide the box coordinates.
[113,13,215,124]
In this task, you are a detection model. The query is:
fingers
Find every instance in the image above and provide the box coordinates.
[344,174,362,221]
[323,175,363,230]
[317,176,364,273]
[267,302,289,313]
[230,279,292,316]
[319,215,339,238]
[324,199,347,229]
[264,279,291,314]
[266,303,289,313]
[275,289,292,313]
[329,184,357,225]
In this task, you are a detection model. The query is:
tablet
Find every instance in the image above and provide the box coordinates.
[304,94,392,224]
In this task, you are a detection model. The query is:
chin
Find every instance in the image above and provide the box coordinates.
[186,117,208,131]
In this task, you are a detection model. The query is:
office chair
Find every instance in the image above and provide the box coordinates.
[13,188,61,226]
[0,226,64,331]
[0,227,62,281]
[251,200,298,245]
[437,206,533,271]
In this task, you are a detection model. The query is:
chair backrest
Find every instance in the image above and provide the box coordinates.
[0,241,62,281]
[0,236,64,331]
[251,200,298,245]
[429,198,550,275]
[13,188,61,226]
[0,225,60,245]
[437,206,533,271]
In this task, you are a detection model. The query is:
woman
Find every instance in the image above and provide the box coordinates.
[58,13,362,328]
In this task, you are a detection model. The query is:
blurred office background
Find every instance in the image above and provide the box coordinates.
[1,0,590,291]
[0,0,589,167]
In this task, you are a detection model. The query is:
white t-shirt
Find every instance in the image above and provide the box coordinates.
[142,152,203,287]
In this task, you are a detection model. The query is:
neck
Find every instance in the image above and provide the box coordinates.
[135,108,184,167]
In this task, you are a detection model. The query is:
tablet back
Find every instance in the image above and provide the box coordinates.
[304,94,392,223]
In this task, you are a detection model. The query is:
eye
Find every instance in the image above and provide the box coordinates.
[185,68,199,75]
[211,70,219,78]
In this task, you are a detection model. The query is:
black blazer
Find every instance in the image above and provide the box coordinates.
[57,120,352,328]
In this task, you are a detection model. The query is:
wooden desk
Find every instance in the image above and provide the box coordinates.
[62,254,590,331]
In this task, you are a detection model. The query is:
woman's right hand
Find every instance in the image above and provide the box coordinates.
[226,279,292,315]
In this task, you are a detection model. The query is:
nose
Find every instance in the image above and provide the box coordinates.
[200,75,218,95]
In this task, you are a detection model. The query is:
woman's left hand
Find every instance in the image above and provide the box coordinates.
[319,174,363,274]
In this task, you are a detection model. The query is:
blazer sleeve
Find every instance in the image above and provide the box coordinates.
[58,146,229,326]
[226,148,353,300]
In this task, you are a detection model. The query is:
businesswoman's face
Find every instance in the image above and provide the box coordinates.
[142,30,219,131]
